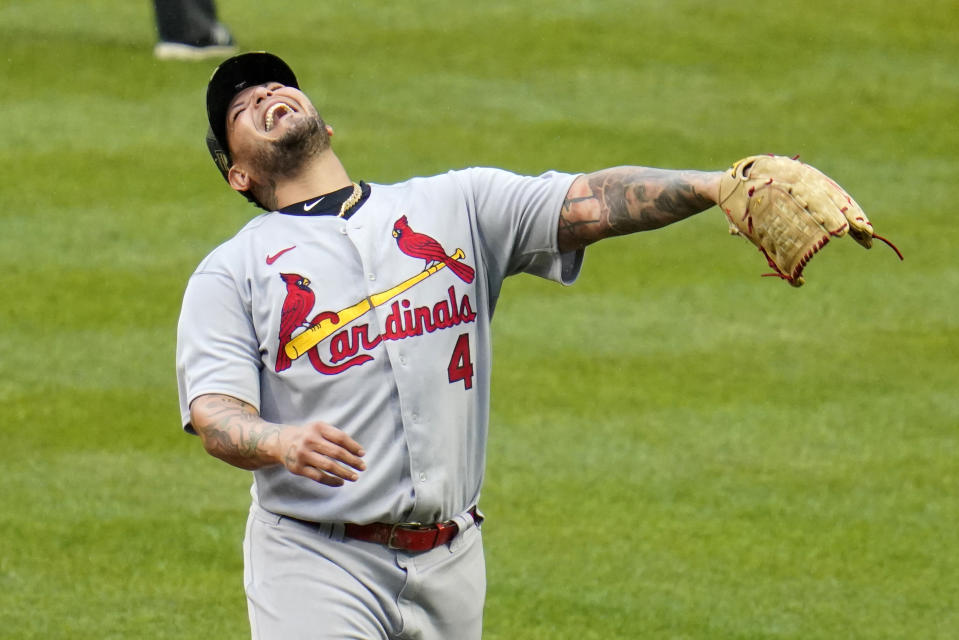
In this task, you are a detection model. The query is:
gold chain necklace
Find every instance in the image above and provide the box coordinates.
[338,182,362,218]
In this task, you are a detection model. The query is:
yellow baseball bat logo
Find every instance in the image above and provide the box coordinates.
[285,248,466,360]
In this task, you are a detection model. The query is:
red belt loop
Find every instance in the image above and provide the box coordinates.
[344,506,480,553]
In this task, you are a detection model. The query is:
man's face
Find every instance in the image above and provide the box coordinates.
[225,82,330,181]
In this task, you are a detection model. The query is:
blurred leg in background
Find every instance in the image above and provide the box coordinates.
[153,0,238,60]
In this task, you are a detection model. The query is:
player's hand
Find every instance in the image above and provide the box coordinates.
[281,421,367,487]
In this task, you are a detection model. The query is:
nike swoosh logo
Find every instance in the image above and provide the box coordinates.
[303,197,325,212]
[266,245,296,265]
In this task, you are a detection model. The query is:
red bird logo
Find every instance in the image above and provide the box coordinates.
[276,273,315,372]
[392,215,475,284]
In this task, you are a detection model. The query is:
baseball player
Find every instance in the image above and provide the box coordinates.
[177,52,890,639]
[152,0,236,60]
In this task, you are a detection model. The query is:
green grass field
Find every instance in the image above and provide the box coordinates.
[2,1,957,638]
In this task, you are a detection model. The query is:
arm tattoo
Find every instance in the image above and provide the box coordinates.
[558,194,601,239]
[191,395,283,470]
[558,167,719,251]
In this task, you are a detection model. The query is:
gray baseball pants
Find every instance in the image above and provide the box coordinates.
[243,503,486,639]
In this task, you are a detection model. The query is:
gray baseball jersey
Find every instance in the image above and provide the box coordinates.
[176,167,582,525]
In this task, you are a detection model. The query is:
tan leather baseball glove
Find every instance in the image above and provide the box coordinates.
[717,155,902,287]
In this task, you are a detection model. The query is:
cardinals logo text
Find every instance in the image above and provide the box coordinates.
[271,215,478,388]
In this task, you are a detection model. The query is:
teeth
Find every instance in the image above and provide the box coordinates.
[265,102,293,132]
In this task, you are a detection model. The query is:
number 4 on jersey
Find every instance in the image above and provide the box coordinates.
[447,333,474,390]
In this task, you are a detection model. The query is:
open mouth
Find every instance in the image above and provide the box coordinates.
[264,102,295,132]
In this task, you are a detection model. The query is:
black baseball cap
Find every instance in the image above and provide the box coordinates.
[205,52,299,206]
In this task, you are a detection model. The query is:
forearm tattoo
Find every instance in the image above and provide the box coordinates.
[191,395,283,469]
[558,167,718,251]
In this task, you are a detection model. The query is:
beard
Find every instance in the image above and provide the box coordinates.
[248,112,330,182]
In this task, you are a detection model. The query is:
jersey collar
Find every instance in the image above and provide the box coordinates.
[278,181,370,218]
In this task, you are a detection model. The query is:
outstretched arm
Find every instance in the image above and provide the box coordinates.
[190,393,366,487]
[557,167,723,252]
